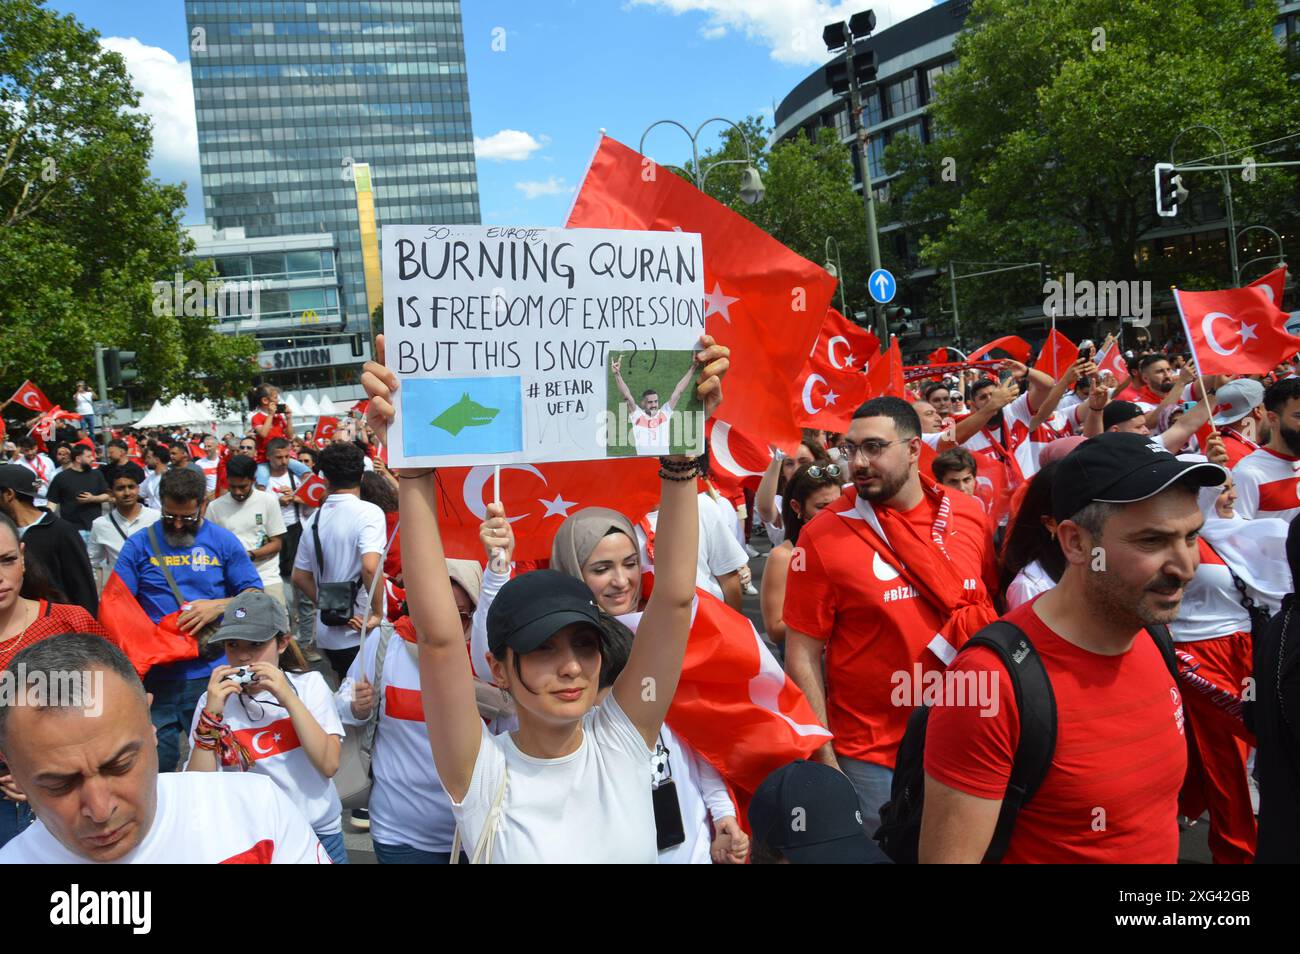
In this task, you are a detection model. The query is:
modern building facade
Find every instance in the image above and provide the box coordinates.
[186,224,372,394]
[774,0,1300,358]
[184,0,481,358]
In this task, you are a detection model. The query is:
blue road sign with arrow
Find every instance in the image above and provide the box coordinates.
[868,268,896,304]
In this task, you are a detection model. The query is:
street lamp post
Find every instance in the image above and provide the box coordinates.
[1170,124,1239,286]
[1235,224,1287,281]
[638,118,765,203]
[825,236,849,317]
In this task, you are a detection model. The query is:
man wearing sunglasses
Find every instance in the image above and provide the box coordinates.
[783,396,999,834]
[111,468,263,772]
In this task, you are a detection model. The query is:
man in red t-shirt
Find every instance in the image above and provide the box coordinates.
[921,433,1227,863]
[783,396,998,833]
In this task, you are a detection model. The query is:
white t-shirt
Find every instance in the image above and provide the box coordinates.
[197,455,220,494]
[188,669,344,834]
[264,468,302,528]
[87,506,161,575]
[1005,559,1055,610]
[1233,447,1300,523]
[206,489,288,588]
[637,493,750,602]
[74,390,95,416]
[655,723,736,865]
[293,493,387,650]
[140,470,164,511]
[17,453,54,506]
[630,403,674,455]
[338,627,457,853]
[0,772,329,864]
[451,692,657,863]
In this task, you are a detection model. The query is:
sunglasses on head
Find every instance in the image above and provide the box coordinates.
[806,463,843,480]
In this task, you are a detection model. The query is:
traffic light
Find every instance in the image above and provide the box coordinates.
[105,349,138,387]
[1154,162,1186,218]
[888,306,914,335]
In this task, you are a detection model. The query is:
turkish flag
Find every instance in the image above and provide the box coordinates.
[293,473,329,507]
[706,419,772,499]
[971,450,1013,525]
[7,380,53,413]
[1095,340,1128,381]
[792,308,878,432]
[927,347,949,365]
[1033,329,1079,380]
[664,591,833,819]
[864,337,906,399]
[1175,286,1300,375]
[432,458,662,562]
[1247,266,1288,308]
[97,573,196,678]
[967,335,1032,363]
[351,399,370,416]
[567,135,836,452]
[315,416,339,443]
[232,717,302,760]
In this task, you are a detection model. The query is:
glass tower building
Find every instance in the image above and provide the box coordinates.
[183,0,481,338]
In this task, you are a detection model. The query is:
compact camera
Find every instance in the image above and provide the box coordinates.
[225,667,257,687]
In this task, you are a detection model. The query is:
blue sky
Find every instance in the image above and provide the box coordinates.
[53,0,935,226]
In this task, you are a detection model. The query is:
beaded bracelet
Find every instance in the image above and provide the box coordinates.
[658,467,700,482]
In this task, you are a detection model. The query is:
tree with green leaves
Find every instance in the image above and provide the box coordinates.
[0,0,257,414]
[670,115,904,325]
[888,0,1300,342]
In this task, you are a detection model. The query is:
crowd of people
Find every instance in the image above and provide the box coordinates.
[0,332,1299,866]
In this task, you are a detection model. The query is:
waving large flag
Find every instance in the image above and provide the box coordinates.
[7,380,53,413]
[433,458,662,562]
[967,335,1031,363]
[1248,266,1288,308]
[1175,286,1300,375]
[567,135,836,451]
[792,308,878,432]
[98,573,196,678]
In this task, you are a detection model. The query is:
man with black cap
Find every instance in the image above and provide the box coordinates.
[920,433,1226,863]
[749,760,887,863]
[1105,398,1225,462]
[0,464,98,614]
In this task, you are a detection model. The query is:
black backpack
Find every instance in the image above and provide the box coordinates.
[874,619,1182,864]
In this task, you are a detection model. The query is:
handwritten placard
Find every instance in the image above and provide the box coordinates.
[383,225,706,467]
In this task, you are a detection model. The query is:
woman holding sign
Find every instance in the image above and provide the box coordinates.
[361,333,729,864]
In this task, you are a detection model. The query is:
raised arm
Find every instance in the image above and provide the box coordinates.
[611,354,638,415]
[755,454,783,527]
[666,358,698,408]
[612,335,729,746]
[362,336,482,800]
[950,380,1018,446]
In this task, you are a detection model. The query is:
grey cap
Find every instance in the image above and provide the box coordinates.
[209,589,288,645]
[1211,379,1265,427]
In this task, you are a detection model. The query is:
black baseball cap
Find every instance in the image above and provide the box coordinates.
[0,465,37,498]
[748,760,877,864]
[486,570,602,658]
[1051,432,1227,523]
[1101,400,1144,431]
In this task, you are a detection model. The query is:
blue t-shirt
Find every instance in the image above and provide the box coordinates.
[115,520,263,681]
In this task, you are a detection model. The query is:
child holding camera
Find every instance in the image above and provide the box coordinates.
[186,589,347,863]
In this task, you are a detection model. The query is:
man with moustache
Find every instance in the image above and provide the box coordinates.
[783,397,999,832]
[1232,378,1300,523]
[0,633,327,864]
[920,434,1226,862]
[110,468,261,771]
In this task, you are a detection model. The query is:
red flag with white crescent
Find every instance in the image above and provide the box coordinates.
[1175,286,1300,375]
[432,458,662,562]
[705,419,773,499]
[314,416,340,442]
[1247,265,1287,308]
[232,717,302,760]
[864,337,905,399]
[791,308,878,433]
[293,473,329,507]
[567,135,836,452]
[7,380,53,413]
[1094,340,1128,381]
[1033,329,1079,380]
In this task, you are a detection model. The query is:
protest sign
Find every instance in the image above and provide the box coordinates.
[383,225,706,468]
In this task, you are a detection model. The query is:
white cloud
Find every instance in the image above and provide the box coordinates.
[514,176,573,199]
[475,129,548,162]
[100,37,203,220]
[632,0,935,65]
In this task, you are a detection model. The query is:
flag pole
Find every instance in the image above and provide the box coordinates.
[1050,303,1058,379]
[1172,285,1218,448]
[489,463,506,572]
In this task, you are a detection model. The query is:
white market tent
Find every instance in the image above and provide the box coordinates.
[316,395,339,416]
[300,394,321,417]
